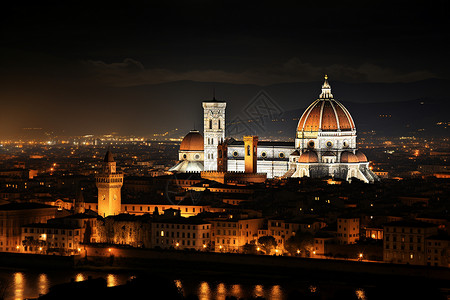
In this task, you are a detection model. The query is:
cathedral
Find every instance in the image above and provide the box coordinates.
[170,76,379,183]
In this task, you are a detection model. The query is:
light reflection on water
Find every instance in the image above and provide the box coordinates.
[0,270,380,300]
[13,272,24,300]
[186,281,283,300]
[38,273,49,296]
[107,274,117,287]
[2,271,126,300]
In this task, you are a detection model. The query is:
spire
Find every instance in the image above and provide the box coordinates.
[104,151,114,163]
[319,74,333,99]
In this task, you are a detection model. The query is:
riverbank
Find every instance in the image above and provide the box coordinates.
[2,247,450,285]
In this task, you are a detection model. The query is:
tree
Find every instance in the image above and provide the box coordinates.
[257,236,277,254]
[242,241,257,254]
[285,232,314,257]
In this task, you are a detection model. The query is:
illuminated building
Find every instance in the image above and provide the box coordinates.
[211,218,264,252]
[169,130,205,172]
[21,223,82,255]
[151,213,211,250]
[97,214,152,248]
[203,97,226,171]
[290,76,378,183]
[0,202,56,252]
[95,151,123,217]
[266,218,326,253]
[426,235,450,267]
[171,76,378,182]
[337,217,360,245]
[383,220,438,265]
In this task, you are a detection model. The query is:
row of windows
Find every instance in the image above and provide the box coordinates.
[96,178,123,183]
[216,223,237,228]
[338,225,359,230]
[155,238,204,246]
[217,238,237,245]
[159,231,210,239]
[23,228,78,235]
[155,223,209,230]
[385,244,422,251]
[385,235,422,243]
[337,233,358,238]
[24,242,74,250]
[385,227,422,234]
[125,206,202,213]
[217,230,237,236]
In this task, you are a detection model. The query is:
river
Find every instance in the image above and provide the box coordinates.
[0,268,446,299]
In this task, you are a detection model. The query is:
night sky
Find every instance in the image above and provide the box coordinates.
[1,1,449,139]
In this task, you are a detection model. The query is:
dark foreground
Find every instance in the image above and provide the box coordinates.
[0,249,449,300]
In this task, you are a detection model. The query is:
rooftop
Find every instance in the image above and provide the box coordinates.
[384,220,437,228]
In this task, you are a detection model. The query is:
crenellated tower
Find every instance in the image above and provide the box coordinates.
[95,151,123,217]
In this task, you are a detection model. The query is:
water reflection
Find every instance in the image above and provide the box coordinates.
[253,284,265,298]
[75,273,85,282]
[230,284,242,299]
[356,288,367,300]
[216,283,226,300]
[106,274,117,287]
[0,271,390,300]
[13,272,24,300]
[38,273,49,296]
[271,285,282,300]
[198,281,211,300]
[174,279,184,296]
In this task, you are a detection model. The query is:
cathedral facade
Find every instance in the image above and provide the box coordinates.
[171,76,378,183]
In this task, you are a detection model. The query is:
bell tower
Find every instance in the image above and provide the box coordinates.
[244,136,258,173]
[217,139,228,172]
[95,151,123,217]
[203,96,226,171]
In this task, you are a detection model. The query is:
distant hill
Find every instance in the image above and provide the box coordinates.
[260,98,450,139]
[5,78,450,139]
[113,78,448,139]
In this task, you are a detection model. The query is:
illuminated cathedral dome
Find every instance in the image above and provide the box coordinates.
[180,130,204,151]
[298,150,318,163]
[297,76,355,133]
[340,151,359,163]
[355,151,368,162]
[169,130,204,173]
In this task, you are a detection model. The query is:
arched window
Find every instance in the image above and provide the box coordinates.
[218,149,222,158]
[247,145,250,156]
[209,120,212,129]
[218,119,221,129]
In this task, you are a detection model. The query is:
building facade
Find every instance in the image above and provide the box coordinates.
[383,220,438,265]
[0,203,56,253]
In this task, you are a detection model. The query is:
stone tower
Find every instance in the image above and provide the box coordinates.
[74,190,86,214]
[244,136,258,173]
[202,97,226,171]
[217,139,228,172]
[95,151,123,217]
